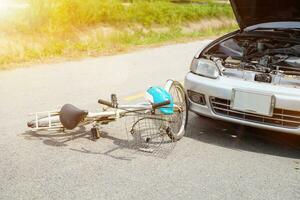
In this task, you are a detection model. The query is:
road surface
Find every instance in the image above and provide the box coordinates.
[1,40,300,200]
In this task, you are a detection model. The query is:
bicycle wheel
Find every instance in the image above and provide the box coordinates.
[164,80,188,141]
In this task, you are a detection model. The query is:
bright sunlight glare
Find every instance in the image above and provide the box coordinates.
[0,0,28,18]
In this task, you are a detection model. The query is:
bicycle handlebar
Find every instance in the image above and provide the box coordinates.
[98,98,170,110]
[152,100,171,109]
[98,99,115,108]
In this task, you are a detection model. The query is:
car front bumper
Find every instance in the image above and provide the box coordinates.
[184,72,300,135]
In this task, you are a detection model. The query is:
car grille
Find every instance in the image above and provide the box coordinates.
[210,97,300,129]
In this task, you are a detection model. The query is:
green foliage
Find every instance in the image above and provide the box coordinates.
[0,0,236,68]
[14,0,233,33]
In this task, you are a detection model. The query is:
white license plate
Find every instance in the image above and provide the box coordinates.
[230,89,275,116]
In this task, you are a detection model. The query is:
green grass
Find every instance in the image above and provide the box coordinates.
[0,0,236,69]
[8,0,233,33]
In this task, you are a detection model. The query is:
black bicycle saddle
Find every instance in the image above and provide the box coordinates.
[59,104,88,130]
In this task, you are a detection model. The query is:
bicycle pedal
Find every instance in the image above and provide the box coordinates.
[139,147,154,153]
[91,127,100,139]
[145,137,151,143]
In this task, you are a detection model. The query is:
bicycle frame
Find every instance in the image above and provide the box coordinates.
[28,102,160,131]
[27,79,188,152]
[28,79,184,134]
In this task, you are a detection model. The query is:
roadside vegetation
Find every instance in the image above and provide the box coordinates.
[0,0,237,69]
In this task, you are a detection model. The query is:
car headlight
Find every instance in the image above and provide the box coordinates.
[190,58,220,79]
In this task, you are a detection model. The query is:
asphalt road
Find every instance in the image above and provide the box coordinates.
[1,40,300,200]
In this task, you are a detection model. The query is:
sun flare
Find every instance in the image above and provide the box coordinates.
[0,0,13,9]
[0,0,28,17]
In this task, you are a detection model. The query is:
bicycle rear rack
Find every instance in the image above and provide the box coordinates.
[29,110,63,131]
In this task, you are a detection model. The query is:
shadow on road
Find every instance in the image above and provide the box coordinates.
[186,112,300,159]
[22,126,175,160]
[23,126,91,147]
[23,127,137,160]
[22,112,300,159]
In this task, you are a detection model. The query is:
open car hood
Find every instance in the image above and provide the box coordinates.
[230,0,300,29]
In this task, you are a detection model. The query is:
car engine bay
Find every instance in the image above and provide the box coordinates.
[202,31,300,87]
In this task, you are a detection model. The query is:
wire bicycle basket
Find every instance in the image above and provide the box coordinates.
[125,110,176,157]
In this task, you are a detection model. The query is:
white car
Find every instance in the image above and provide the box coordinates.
[185,0,300,135]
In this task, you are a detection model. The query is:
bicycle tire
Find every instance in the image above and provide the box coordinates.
[164,80,188,141]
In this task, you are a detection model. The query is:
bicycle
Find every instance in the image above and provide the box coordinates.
[27,80,188,152]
